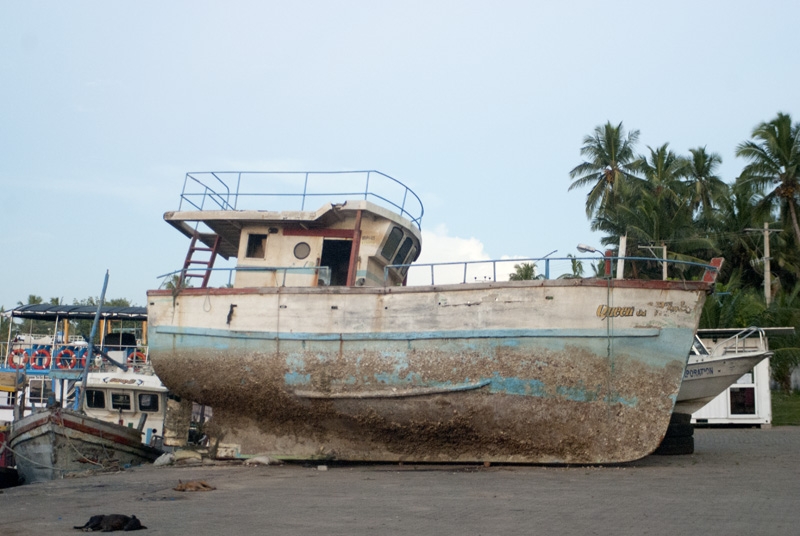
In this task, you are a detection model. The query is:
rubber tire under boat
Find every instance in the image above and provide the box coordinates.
[653,413,695,455]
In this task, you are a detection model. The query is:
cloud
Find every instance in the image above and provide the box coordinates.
[407,224,497,285]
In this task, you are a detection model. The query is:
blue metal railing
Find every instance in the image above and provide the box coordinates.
[177,170,424,229]
[158,266,333,289]
[384,255,721,286]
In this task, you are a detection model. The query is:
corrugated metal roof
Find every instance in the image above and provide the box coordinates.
[8,304,146,321]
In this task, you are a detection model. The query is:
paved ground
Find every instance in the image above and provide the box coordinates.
[2,427,799,535]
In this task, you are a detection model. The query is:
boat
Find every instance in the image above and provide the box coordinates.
[1,305,173,446]
[146,170,722,464]
[2,302,172,482]
[8,407,161,483]
[674,327,773,415]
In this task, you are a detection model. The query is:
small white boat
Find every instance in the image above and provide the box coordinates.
[674,327,772,415]
[2,304,173,483]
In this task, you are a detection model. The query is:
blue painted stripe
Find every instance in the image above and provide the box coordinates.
[154,325,660,341]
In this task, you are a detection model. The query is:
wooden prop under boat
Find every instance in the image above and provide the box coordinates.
[147,171,723,464]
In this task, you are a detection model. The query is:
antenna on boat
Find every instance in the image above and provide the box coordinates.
[77,270,110,412]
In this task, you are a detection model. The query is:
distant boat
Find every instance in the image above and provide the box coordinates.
[8,408,161,483]
[147,170,723,464]
[674,327,773,415]
[3,286,166,483]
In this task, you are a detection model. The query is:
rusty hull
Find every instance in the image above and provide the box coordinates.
[147,279,710,464]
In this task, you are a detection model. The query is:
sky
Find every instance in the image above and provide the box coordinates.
[2,1,799,308]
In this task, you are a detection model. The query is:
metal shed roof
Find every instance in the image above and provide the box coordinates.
[7,304,147,321]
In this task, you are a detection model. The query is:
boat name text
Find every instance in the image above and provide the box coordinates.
[596,305,647,319]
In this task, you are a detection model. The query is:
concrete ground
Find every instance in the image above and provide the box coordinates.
[2,427,799,536]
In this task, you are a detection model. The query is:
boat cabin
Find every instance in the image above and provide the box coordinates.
[163,171,423,289]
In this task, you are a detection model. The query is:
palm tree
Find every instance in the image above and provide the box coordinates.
[557,254,584,279]
[633,143,690,207]
[736,112,800,247]
[569,122,642,220]
[686,146,726,222]
[509,262,538,281]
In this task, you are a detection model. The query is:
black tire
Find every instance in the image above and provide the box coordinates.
[665,422,694,438]
[669,413,692,425]
[653,435,694,456]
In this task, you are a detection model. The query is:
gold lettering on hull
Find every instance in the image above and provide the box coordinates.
[595,305,646,319]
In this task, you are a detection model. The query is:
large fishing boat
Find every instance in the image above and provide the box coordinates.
[146,171,721,464]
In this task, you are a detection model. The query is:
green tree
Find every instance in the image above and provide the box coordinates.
[558,254,584,279]
[569,121,642,220]
[509,262,539,281]
[736,112,800,247]
[686,146,726,223]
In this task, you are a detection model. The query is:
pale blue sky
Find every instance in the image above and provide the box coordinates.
[2,1,799,307]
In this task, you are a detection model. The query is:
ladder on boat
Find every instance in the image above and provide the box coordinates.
[180,232,221,288]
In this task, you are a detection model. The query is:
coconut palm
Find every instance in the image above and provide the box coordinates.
[736,112,800,247]
[632,143,690,207]
[569,122,642,219]
[509,262,538,281]
[686,146,726,222]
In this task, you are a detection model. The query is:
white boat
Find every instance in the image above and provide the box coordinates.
[674,327,772,415]
[1,305,182,482]
[1,305,171,446]
[146,170,722,464]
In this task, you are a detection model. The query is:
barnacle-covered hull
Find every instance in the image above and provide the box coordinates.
[147,278,710,464]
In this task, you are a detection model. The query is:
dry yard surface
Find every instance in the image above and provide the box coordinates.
[3,427,799,535]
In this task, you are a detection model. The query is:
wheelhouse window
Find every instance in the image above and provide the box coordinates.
[86,389,106,409]
[28,378,54,405]
[111,392,132,411]
[392,237,414,266]
[138,393,160,412]
[246,233,267,258]
[380,227,404,260]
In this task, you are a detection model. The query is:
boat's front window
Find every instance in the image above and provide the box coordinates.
[392,237,414,266]
[111,392,132,411]
[138,393,160,412]
[86,389,106,409]
[381,227,403,260]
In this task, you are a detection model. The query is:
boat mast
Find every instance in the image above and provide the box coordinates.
[78,271,109,412]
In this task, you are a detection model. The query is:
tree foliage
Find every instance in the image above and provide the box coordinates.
[570,113,800,390]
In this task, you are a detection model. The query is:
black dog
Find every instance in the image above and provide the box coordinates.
[74,514,146,532]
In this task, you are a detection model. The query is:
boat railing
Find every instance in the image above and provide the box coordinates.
[708,327,767,356]
[178,170,424,229]
[385,255,722,286]
[1,339,151,374]
[158,265,333,288]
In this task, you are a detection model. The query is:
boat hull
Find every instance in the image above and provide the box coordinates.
[147,279,710,464]
[674,351,771,415]
[9,409,161,483]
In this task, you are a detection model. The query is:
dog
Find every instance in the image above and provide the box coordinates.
[73,514,146,531]
[173,479,216,491]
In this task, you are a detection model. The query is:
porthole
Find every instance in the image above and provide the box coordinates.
[294,242,311,260]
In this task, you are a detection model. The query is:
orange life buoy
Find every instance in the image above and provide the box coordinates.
[77,348,90,369]
[8,348,28,369]
[56,348,77,369]
[128,351,147,365]
[30,348,52,370]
